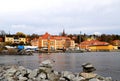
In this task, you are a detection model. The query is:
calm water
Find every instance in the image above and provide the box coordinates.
[0,52,120,80]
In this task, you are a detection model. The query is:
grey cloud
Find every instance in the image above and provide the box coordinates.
[0,0,120,34]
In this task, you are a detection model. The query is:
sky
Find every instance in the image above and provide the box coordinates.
[0,0,120,35]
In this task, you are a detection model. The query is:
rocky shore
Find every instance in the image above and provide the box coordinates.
[0,60,113,81]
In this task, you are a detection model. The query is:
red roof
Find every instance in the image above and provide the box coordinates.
[80,40,109,46]
[40,32,71,40]
[112,40,120,43]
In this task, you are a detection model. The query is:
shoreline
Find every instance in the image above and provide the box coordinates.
[0,60,113,81]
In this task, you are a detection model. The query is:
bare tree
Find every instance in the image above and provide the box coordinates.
[0,30,6,36]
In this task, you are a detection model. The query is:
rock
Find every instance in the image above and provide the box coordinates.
[73,76,85,81]
[6,67,17,77]
[96,75,106,80]
[27,69,32,74]
[37,72,47,79]
[0,61,113,81]
[15,71,21,76]
[82,63,94,68]
[18,75,28,81]
[27,79,33,81]
[105,77,112,81]
[89,78,100,81]
[28,69,39,79]
[80,72,97,79]
[18,66,27,76]
[48,72,60,81]
[40,60,53,68]
[61,71,72,77]
[82,63,96,73]
[7,77,15,81]
[59,77,66,81]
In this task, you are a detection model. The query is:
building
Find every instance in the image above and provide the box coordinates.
[89,43,114,52]
[80,40,114,51]
[31,32,75,50]
[4,35,26,44]
[112,40,120,49]
[80,40,99,50]
[0,37,4,43]
[31,37,39,46]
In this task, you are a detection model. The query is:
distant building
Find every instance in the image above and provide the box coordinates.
[31,32,75,50]
[80,40,114,51]
[4,35,26,44]
[31,37,39,46]
[0,37,4,42]
[112,40,120,49]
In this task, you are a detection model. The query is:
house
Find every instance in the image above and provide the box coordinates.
[0,37,4,42]
[4,35,26,44]
[89,42,114,51]
[31,32,75,50]
[31,37,39,46]
[80,40,114,51]
[112,40,120,49]
[80,40,100,50]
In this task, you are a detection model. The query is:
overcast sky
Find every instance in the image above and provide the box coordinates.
[0,0,120,35]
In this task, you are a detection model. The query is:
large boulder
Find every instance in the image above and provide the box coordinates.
[82,63,96,73]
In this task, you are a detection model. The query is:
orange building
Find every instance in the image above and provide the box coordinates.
[31,32,75,50]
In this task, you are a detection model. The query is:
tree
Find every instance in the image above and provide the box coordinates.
[16,32,26,37]
[19,41,24,45]
[5,41,13,46]
[0,30,6,36]
[30,33,39,40]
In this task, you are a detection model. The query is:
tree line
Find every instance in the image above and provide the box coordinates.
[1,30,120,45]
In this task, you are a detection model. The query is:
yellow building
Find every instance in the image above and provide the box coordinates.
[5,35,14,43]
[80,39,114,51]
[5,35,26,44]
[89,45,114,51]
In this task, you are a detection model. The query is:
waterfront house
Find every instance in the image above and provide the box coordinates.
[80,40,99,50]
[80,40,114,51]
[4,35,26,44]
[31,37,39,46]
[31,32,75,50]
[112,40,120,49]
[88,42,114,51]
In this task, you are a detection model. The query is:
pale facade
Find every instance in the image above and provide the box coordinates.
[5,35,26,44]
[31,32,75,50]
[5,36,14,43]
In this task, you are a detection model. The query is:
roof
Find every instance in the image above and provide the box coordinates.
[112,40,120,43]
[40,32,71,40]
[80,40,109,46]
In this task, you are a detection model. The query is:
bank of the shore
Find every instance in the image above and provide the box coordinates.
[0,59,113,81]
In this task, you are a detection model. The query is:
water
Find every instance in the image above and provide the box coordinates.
[0,52,120,80]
